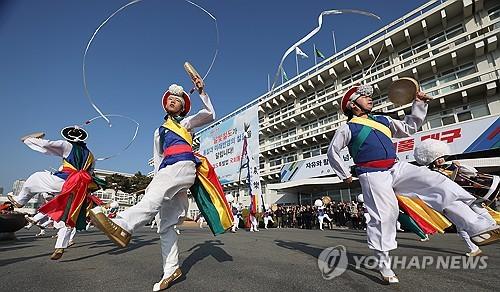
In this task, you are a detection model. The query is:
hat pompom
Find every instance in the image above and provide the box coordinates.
[414,139,450,166]
[168,84,184,96]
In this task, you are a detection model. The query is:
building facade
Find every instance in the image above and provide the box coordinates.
[193,0,500,209]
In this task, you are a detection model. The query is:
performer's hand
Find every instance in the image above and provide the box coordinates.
[344,177,353,184]
[415,91,431,103]
[192,75,205,94]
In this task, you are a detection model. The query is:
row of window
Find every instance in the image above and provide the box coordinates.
[423,101,490,130]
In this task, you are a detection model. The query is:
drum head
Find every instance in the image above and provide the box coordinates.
[388,77,419,106]
[322,196,332,205]
[271,204,278,212]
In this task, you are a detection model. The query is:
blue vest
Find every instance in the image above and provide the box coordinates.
[53,143,92,180]
[347,115,396,175]
[158,126,197,170]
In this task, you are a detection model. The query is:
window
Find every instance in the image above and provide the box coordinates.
[399,40,427,62]
[488,5,500,21]
[428,24,464,50]
[424,101,490,129]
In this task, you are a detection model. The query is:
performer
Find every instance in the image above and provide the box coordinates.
[9,127,105,260]
[327,84,500,283]
[231,203,239,232]
[414,138,499,256]
[90,75,219,291]
[263,207,274,229]
[231,202,243,233]
[314,199,332,231]
[197,214,206,229]
[249,212,259,232]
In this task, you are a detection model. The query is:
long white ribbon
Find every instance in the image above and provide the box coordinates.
[271,9,381,90]
[83,0,220,126]
[83,114,140,161]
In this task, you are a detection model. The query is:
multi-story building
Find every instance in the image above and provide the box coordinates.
[92,169,136,211]
[12,179,26,197]
[193,0,500,208]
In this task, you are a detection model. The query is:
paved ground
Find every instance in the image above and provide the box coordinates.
[1,223,499,291]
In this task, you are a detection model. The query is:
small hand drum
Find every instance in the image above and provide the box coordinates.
[388,77,419,106]
[184,62,204,94]
[21,132,45,142]
[322,196,332,205]
[271,204,278,212]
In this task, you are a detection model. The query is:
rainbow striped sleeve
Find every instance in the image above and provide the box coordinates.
[191,154,234,235]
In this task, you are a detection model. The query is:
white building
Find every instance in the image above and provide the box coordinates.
[92,169,136,211]
[12,179,26,197]
[193,0,500,207]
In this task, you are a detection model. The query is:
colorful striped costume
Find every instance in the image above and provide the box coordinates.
[39,142,104,230]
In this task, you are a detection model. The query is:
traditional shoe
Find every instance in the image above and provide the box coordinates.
[381,273,399,284]
[152,268,182,291]
[471,227,500,246]
[466,248,482,257]
[35,230,46,237]
[50,248,64,260]
[68,240,75,247]
[420,235,430,242]
[89,209,131,248]
[7,194,23,208]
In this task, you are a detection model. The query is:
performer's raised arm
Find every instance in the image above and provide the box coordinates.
[23,137,72,158]
[389,92,430,138]
[181,91,216,131]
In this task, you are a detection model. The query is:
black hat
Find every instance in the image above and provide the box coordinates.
[61,126,88,142]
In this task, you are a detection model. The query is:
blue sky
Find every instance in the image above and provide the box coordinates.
[0,0,429,192]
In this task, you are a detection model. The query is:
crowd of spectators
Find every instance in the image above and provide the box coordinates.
[266,200,366,230]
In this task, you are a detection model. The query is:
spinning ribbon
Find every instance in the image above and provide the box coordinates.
[83,114,140,161]
[83,0,220,126]
[271,9,382,90]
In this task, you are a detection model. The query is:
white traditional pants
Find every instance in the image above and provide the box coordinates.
[54,221,73,249]
[318,215,332,229]
[232,215,240,232]
[458,203,496,252]
[250,215,258,231]
[113,161,195,279]
[360,161,496,252]
[263,216,274,228]
[14,171,64,205]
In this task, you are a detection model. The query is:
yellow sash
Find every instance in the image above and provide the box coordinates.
[351,117,392,139]
[162,118,193,145]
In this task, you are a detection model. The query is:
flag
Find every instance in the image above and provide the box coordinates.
[295,46,309,58]
[315,47,325,59]
[281,68,288,81]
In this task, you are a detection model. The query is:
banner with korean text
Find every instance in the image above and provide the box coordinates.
[198,105,261,188]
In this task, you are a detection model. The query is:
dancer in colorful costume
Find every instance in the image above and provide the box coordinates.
[327,84,500,283]
[9,127,105,259]
[90,71,232,291]
[414,138,499,256]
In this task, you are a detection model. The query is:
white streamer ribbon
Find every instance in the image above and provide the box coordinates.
[83,0,220,126]
[83,114,140,161]
[271,9,381,90]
